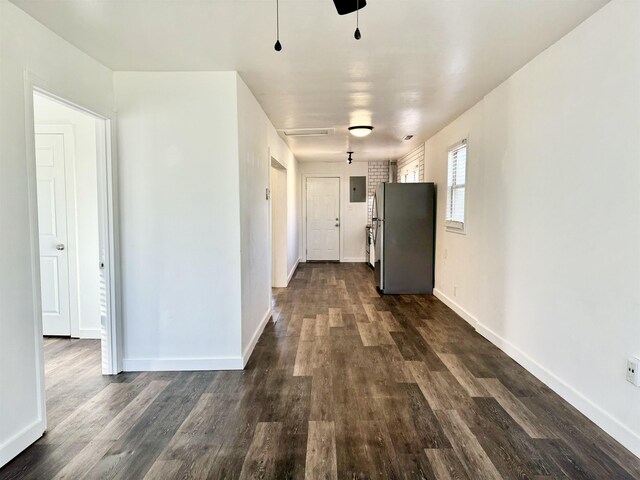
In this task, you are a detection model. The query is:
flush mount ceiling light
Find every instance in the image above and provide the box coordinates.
[348,125,374,137]
[347,151,354,164]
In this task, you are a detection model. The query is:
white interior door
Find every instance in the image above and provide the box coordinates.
[306,177,340,261]
[36,133,71,336]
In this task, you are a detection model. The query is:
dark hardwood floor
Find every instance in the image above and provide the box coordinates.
[2,263,639,479]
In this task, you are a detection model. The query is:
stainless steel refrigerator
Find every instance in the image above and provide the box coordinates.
[372,182,435,294]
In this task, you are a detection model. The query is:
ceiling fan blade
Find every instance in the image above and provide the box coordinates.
[333,0,367,15]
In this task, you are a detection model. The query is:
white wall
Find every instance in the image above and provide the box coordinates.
[1,3,298,466]
[286,158,300,278]
[114,72,244,371]
[236,75,272,362]
[0,0,115,467]
[236,75,300,361]
[33,94,102,339]
[268,125,300,281]
[113,72,298,371]
[424,0,640,456]
[299,161,368,262]
[271,163,288,288]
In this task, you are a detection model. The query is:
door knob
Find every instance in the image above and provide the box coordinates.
[56,244,65,251]
[335,223,340,227]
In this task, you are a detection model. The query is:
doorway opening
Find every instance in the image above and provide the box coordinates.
[269,156,288,325]
[30,88,118,395]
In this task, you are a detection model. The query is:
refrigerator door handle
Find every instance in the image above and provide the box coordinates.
[379,219,384,291]
[372,218,383,245]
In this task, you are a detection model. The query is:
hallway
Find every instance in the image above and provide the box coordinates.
[2,263,639,479]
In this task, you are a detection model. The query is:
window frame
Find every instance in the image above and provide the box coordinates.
[445,139,468,234]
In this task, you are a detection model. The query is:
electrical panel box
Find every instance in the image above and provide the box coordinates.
[350,176,366,203]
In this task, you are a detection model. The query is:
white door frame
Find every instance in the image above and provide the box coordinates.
[269,155,288,288]
[24,72,122,413]
[302,174,342,262]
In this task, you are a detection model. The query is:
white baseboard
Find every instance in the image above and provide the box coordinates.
[0,418,45,468]
[341,257,366,263]
[122,356,243,372]
[287,259,300,284]
[78,328,101,339]
[433,288,640,459]
[302,257,366,263]
[433,288,479,329]
[242,309,272,367]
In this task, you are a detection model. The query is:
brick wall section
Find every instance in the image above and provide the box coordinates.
[396,144,425,182]
[367,161,390,225]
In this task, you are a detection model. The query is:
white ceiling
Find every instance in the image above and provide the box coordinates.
[11,0,608,162]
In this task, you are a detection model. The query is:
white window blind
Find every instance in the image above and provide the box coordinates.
[446,140,467,231]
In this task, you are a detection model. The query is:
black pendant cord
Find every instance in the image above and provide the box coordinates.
[354,0,361,40]
[274,0,282,51]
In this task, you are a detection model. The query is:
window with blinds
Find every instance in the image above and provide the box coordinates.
[446,140,467,232]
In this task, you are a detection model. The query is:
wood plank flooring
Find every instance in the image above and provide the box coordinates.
[2,262,639,479]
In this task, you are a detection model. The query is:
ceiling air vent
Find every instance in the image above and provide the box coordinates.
[278,128,335,137]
